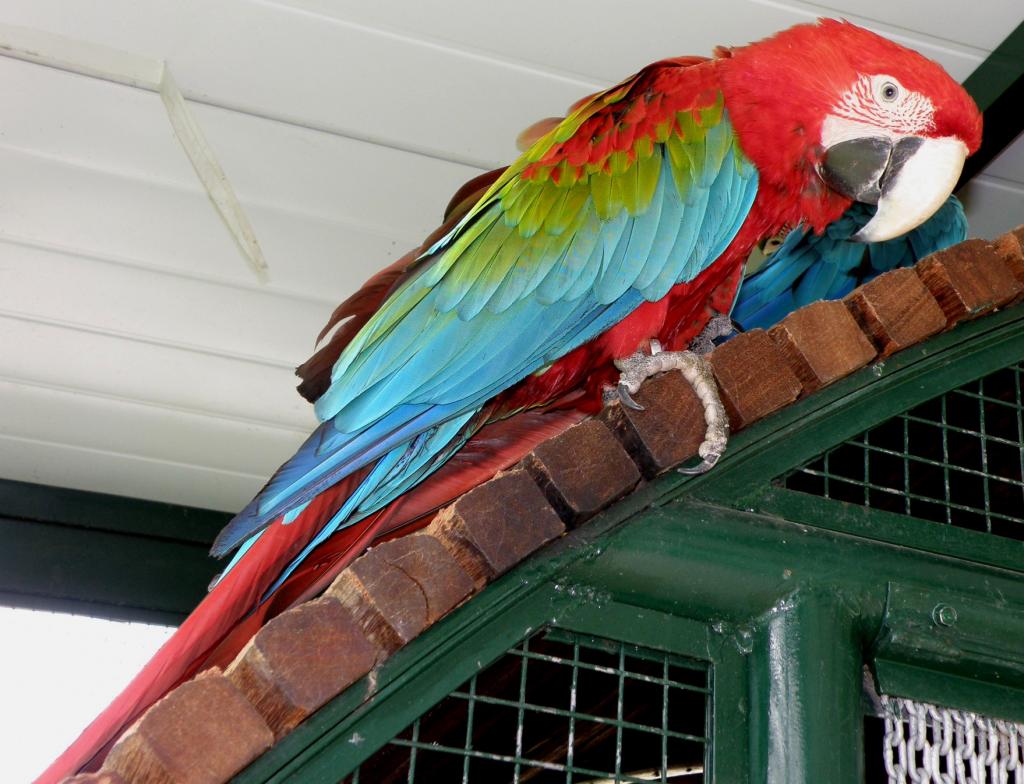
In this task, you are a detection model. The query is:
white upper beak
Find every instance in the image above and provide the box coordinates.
[853,136,968,243]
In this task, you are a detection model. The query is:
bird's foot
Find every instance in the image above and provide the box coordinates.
[689,314,739,356]
[602,339,664,411]
[602,340,729,475]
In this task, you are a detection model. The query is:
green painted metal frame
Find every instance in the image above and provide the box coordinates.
[236,494,1024,784]
[958,19,1024,186]
[0,478,227,623]
[691,305,1024,575]
[369,625,712,784]
[236,305,1024,783]
[236,497,755,784]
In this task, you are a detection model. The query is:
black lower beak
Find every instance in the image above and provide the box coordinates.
[819,137,924,205]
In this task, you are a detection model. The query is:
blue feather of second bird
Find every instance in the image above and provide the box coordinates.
[731,197,966,332]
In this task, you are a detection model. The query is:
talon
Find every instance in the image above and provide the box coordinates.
[678,453,722,475]
[649,339,663,355]
[617,382,645,411]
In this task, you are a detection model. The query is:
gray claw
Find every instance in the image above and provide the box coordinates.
[678,453,722,475]
[617,382,645,411]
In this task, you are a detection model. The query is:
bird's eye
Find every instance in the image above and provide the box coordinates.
[880,82,900,102]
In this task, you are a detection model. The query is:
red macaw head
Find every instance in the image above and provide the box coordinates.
[723,19,982,241]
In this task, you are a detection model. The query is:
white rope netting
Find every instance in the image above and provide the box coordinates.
[883,695,1024,783]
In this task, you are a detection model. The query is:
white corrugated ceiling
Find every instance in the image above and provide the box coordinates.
[0,1,1022,512]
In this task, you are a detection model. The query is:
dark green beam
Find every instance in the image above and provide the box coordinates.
[958,20,1024,188]
[0,478,229,624]
[962,20,1024,113]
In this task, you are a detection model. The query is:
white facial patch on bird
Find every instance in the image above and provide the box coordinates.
[823,74,936,145]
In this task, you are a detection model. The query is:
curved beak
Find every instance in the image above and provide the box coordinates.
[819,135,968,243]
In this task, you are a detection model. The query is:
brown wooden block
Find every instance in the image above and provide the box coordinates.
[328,557,418,655]
[225,597,379,737]
[707,329,803,430]
[768,300,876,392]
[992,225,1024,294]
[327,534,476,653]
[103,670,272,784]
[427,469,565,586]
[843,267,946,356]
[916,239,1023,324]
[62,773,126,784]
[973,242,1024,307]
[599,371,706,478]
[522,418,640,525]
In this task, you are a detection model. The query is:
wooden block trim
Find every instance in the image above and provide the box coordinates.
[708,329,804,430]
[102,670,272,784]
[844,267,946,356]
[62,773,126,784]
[523,418,641,526]
[225,598,379,737]
[992,227,1024,299]
[327,566,407,654]
[916,239,1022,325]
[768,300,877,393]
[426,469,565,586]
[598,371,706,478]
[326,534,476,654]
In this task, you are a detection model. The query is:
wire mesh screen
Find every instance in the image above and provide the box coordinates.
[876,694,1024,783]
[781,362,1024,538]
[346,629,709,783]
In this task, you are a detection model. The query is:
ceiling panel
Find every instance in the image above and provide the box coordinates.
[0,240,329,367]
[1,52,481,249]
[192,102,479,243]
[0,145,255,284]
[0,315,314,428]
[3,0,597,168]
[797,0,1022,51]
[270,0,987,84]
[0,428,279,512]
[960,175,1024,239]
[0,56,482,296]
[984,132,1024,185]
[0,380,304,480]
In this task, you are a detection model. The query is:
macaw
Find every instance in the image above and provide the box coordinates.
[42,19,981,782]
[733,195,967,331]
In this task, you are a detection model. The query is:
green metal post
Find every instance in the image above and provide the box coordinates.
[749,593,863,784]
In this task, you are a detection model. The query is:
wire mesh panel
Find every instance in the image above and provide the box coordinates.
[346,629,709,783]
[782,362,1024,538]
[876,694,1024,783]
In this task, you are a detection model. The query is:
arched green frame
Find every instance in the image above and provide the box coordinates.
[237,305,1024,784]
